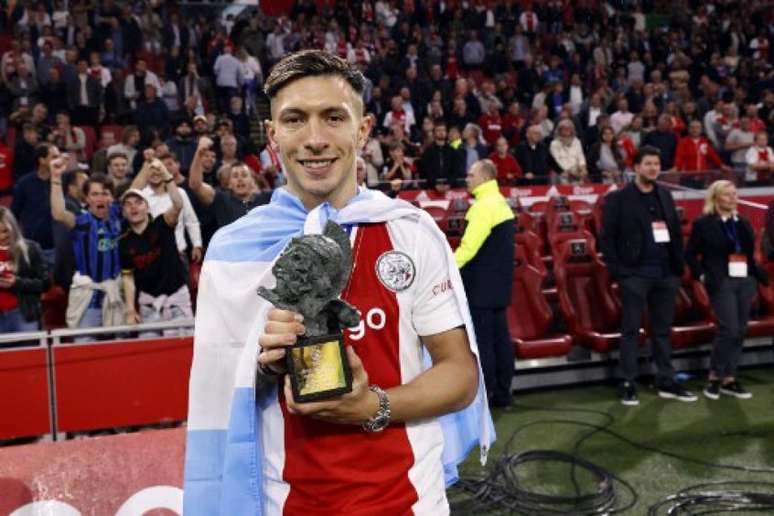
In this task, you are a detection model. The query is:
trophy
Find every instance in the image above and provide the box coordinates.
[257,221,360,402]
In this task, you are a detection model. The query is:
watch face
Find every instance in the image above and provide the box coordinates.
[369,415,389,432]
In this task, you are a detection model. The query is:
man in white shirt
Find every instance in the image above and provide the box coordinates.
[123,58,161,110]
[610,98,634,135]
[213,44,243,112]
[745,132,774,182]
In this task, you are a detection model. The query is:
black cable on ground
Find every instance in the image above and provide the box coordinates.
[449,402,774,515]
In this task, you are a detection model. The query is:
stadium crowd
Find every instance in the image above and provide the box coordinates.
[0,0,773,335]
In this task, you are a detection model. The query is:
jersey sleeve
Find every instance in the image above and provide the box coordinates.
[410,216,465,337]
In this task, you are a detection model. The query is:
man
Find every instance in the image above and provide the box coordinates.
[745,131,774,181]
[12,124,40,181]
[488,136,522,185]
[515,124,552,184]
[418,121,465,192]
[52,169,87,290]
[123,58,161,110]
[184,50,490,515]
[600,146,697,406]
[166,118,197,175]
[134,152,202,265]
[106,152,132,198]
[120,162,192,336]
[11,143,58,267]
[674,120,730,173]
[134,84,170,142]
[188,136,271,230]
[213,44,243,113]
[66,58,102,127]
[455,159,515,407]
[643,114,678,171]
[610,97,634,135]
[50,165,125,332]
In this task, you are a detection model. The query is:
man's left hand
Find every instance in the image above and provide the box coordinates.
[283,346,379,425]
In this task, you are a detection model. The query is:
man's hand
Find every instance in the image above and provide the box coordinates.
[257,308,305,375]
[143,148,156,162]
[197,135,214,154]
[126,308,141,325]
[50,156,67,181]
[191,246,203,263]
[284,346,379,425]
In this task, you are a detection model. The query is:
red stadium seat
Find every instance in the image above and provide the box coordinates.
[667,273,716,349]
[507,259,572,359]
[745,262,774,337]
[554,238,643,352]
[515,229,546,278]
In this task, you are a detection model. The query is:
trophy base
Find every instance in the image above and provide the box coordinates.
[285,333,353,403]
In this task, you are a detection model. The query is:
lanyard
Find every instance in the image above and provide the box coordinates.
[722,218,742,254]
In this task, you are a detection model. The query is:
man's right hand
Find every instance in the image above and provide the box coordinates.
[143,148,156,162]
[257,308,305,375]
[197,136,213,153]
[51,156,67,180]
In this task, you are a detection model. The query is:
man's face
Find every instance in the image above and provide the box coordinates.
[121,195,148,225]
[194,120,208,134]
[86,183,112,219]
[527,126,540,144]
[76,61,87,74]
[24,129,39,145]
[466,163,487,192]
[266,75,372,207]
[635,155,661,184]
[228,165,255,199]
[755,132,768,147]
[177,123,192,138]
[71,172,88,202]
[689,121,703,137]
[108,156,129,181]
[221,137,237,157]
[33,104,47,122]
[42,146,60,171]
[434,125,447,143]
[201,150,216,171]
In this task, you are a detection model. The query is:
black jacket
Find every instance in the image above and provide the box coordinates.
[600,182,684,279]
[461,220,515,308]
[10,240,49,322]
[418,143,464,189]
[685,214,767,294]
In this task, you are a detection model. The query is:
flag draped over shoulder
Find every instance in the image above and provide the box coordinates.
[183,187,495,515]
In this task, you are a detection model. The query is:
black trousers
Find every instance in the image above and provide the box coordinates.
[470,307,514,403]
[709,276,757,378]
[618,275,680,385]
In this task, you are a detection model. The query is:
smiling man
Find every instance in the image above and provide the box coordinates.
[184,50,493,516]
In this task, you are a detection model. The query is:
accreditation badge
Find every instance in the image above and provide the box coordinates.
[729,254,748,277]
[652,221,671,243]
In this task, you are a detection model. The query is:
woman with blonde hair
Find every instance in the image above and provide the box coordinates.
[0,207,49,336]
[685,180,767,400]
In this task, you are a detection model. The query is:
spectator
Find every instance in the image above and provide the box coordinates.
[417,121,464,192]
[178,63,208,117]
[134,84,170,142]
[455,159,515,407]
[7,62,38,112]
[361,126,384,188]
[227,96,251,142]
[488,136,522,185]
[686,180,766,401]
[0,207,48,335]
[66,58,102,127]
[600,146,696,406]
[610,97,634,136]
[50,164,125,333]
[550,119,587,184]
[383,142,413,181]
[674,120,730,173]
[136,152,203,267]
[382,95,415,136]
[11,143,58,267]
[108,126,141,172]
[216,133,241,171]
[460,123,489,173]
[478,103,503,146]
[39,67,68,116]
[51,112,86,165]
[36,41,62,86]
[120,171,192,336]
[52,170,87,290]
[643,114,679,171]
[745,132,774,182]
[12,124,40,182]
[588,126,626,184]
[725,117,755,171]
[188,137,271,230]
[213,44,243,113]
[237,48,263,116]
[515,124,552,184]
[166,118,197,175]
[106,152,132,198]
[124,58,161,111]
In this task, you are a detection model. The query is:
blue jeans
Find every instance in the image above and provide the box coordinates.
[0,308,40,347]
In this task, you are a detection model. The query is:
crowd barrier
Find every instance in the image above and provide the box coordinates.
[0,320,194,441]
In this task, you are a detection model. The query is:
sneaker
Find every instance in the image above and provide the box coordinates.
[619,381,639,406]
[657,382,698,402]
[720,381,753,399]
[703,380,720,400]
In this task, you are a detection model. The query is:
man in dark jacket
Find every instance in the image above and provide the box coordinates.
[600,145,697,406]
[643,114,679,170]
[514,124,552,184]
[455,159,515,406]
[166,118,198,175]
[135,84,170,143]
[66,59,102,127]
[418,121,464,192]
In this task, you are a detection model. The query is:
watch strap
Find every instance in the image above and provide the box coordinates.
[362,385,390,432]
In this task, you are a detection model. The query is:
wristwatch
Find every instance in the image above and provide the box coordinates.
[362,385,391,433]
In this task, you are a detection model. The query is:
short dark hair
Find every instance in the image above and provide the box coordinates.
[62,170,86,192]
[264,50,365,104]
[634,145,662,165]
[34,143,54,165]
[83,173,113,197]
[107,152,128,164]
